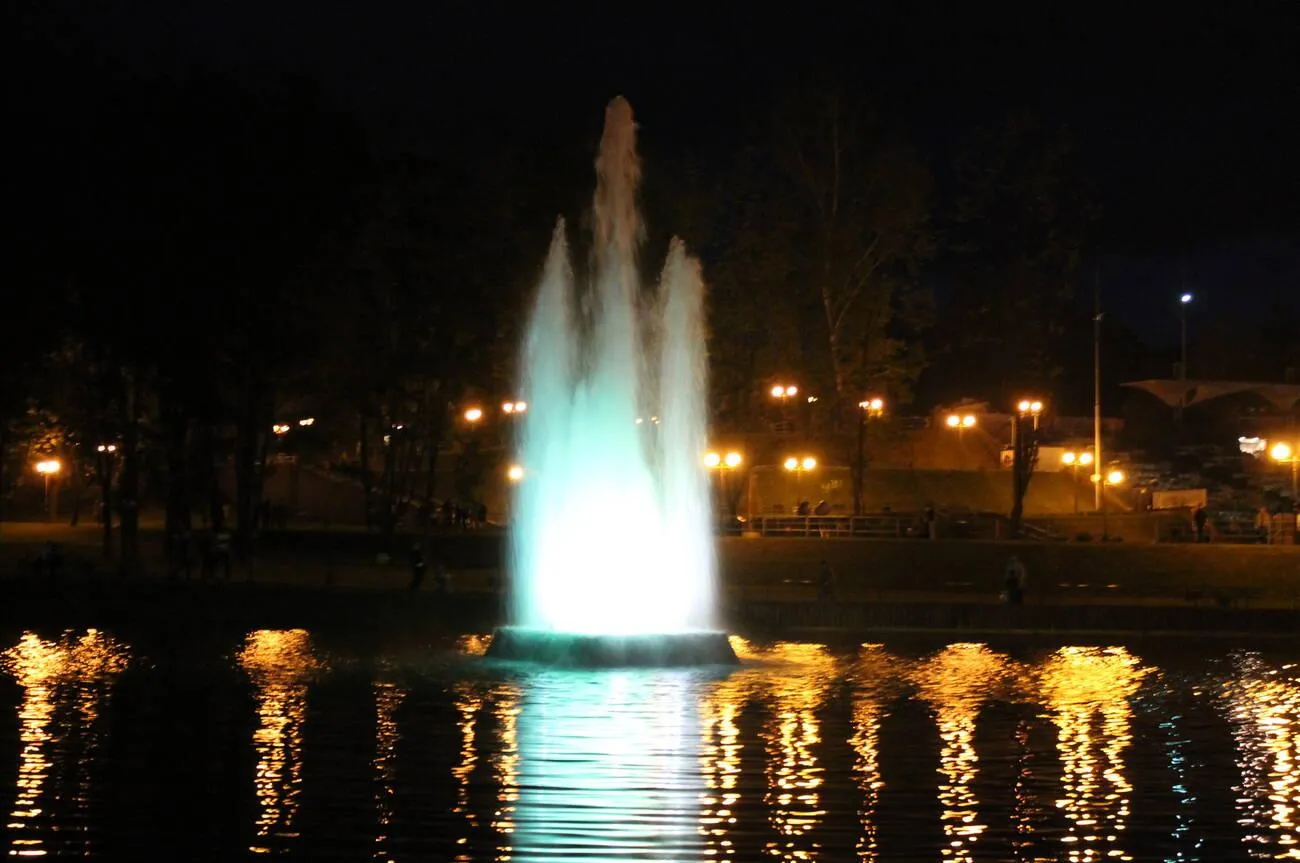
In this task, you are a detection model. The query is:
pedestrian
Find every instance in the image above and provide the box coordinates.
[213,529,233,580]
[924,503,937,540]
[817,560,835,601]
[408,542,427,592]
[1193,505,1209,543]
[1003,554,1026,605]
[432,561,451,595]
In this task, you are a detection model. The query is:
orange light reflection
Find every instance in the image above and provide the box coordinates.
[1038,646,1150,863]
[238,629,320,856]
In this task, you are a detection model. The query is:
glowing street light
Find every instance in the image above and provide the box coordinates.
[782,455,818,513]
[704,451,744,470]
[704,450,745,518]
[502,401,528,414]
[506,464,525,482]
[1090,466,1126,541]
[1271,441,1298,499]
[96,443,118,454]
[770,384,798,400]
[272,423,291,435]
[35,459,61,522]
[1061,450,1095,513]
[463,407,483,423]
[298,417,315,427]
[854,397,886,515]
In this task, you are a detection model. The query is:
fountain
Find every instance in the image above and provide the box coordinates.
[486,97,737,667]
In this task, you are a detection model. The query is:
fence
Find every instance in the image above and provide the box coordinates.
[742,514,1002,540]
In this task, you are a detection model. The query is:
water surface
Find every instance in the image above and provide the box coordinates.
[2,629,1297,861]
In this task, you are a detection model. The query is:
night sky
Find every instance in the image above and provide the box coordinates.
[14,2,1300,343]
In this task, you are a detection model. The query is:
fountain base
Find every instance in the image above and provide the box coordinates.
[485,626,739,667]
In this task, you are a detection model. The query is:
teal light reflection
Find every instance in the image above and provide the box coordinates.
[509,670,704,862]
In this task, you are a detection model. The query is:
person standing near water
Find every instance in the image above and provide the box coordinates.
[818,560,836,601]
[408,543,427,592]
[1003,555,1026,605]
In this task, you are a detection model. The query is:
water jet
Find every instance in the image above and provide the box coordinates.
[486,97,736,668]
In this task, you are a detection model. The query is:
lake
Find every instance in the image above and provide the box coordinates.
[2,628,1297,861]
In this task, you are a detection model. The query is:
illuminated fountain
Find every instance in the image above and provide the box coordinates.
[487,97,736,666]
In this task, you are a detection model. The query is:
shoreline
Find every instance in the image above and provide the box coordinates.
[3,574,1296,639]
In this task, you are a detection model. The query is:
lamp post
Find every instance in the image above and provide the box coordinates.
[945,412,977,446]
[35,459,61,522]
[704,450,744,519]
[1061,450,1094,514]
[1094,468,1126,541]
[1271,442,1298,500]
[1179,292,1193,381]
[770,384,798,431]
[783,455,817,513]
[854,397,885,515]
[1009,399,1044,534]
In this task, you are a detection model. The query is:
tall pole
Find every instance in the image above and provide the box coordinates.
[1180,301,1188,381]
[1094,268,1104,512]
[854,406,865,516]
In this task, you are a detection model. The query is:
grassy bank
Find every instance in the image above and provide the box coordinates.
[721,538,1300,607]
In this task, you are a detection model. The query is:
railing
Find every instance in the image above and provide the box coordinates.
[733,513,1005,540]
[747,515,906,538]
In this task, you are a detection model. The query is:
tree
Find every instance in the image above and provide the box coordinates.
[773,84,935,421]
[928,114,1099,409]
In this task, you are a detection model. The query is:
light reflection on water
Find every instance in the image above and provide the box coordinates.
[4,630,1300,860]
[237,628,320,856]
[509,669,703,862]
[1224,654,1300,859]
[1038,645,1150,863]
[371,674,404,863]
[1,630,129,859]
[911,643,1018,862]
[751,641,835,862]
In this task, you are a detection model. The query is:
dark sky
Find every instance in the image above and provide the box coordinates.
[14,2,1300,340]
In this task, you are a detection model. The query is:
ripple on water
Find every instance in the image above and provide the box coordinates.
[0,630,1296,861]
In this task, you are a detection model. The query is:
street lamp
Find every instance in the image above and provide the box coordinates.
[272,423,291,435]
[782,455,818,514]
[502,401,528,414]
[1092,467,1126,541]
[945,412,977,445]
[463,407,483,423]
[35,459,61,522]
[1061,450,1095,514]
[1179,292,1193,380]
[1008,399,1045,533]
[770,384,798,400]
[704,450,745,517]
[852,397,886,515]
[507,464,525,482]
[1271,442,1298,499]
